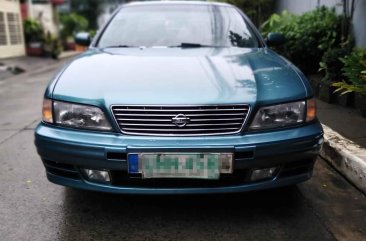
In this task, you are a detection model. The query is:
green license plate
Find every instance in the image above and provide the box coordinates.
[139,153,221,179]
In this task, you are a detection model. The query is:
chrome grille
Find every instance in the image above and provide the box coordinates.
[111,105,250,136]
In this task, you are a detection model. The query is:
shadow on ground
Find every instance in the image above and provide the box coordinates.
[59,186,334,241]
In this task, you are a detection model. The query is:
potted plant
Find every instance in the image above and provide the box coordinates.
[23,18,45,56]
[43,32,63,59]
[319,48,351,104]
[332,48,366,116]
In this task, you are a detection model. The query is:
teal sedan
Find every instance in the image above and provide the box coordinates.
[34,1,323,194]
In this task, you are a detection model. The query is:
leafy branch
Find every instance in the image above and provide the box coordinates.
[332,49,366,96]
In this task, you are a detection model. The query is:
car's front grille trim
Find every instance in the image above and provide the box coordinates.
[111,104,250,136]
[114,113,245,117]
[116,118,245,122]
[119,123,243,127]
[113,108,249,112]
[122,127,240,132]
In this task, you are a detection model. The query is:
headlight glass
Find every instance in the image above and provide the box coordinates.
[53,101,112,131]
[249,100,306,130]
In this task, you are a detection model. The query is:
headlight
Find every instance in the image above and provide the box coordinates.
[249,99,316,130]
[52,100,112,131]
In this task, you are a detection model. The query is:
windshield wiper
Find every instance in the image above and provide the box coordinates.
[101,45,138,48]
[102,43,222,48]
[169,43,218,48]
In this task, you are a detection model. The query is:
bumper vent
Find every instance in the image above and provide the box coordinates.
[43,159,80,179]
[111,105,250,136]
[278,159,315,178]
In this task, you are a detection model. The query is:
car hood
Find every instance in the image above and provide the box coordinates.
[52,48,311,108]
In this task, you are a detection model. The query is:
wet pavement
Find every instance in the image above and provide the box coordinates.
[0,60,365,241]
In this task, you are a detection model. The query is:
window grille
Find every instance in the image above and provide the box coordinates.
[7,12,22,45]
[0,12,7,46]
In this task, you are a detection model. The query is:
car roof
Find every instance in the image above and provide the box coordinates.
[124,1,233,8]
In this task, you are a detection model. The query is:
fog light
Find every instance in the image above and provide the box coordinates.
[250,167,277,181]
[82,169,111,183]
[318,137,324,145]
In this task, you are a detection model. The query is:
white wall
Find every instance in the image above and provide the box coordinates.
[276,0,343,14]
[0,0,25,58]
[351,0,366,48]
[276,0,366,48]
[32,3,58,36]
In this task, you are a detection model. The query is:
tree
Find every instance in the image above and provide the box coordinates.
[224,0,275,27]
[70,0,103,29]
[341,0,356,45]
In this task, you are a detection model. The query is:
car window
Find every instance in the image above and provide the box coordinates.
[97,4,260,48]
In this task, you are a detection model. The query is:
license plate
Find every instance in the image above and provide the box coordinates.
[128,153,230,180]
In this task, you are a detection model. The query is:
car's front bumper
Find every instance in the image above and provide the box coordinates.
[34,122,323,194]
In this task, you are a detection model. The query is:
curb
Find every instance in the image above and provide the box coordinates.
[58,51,79,60]
[320,124,366,194]
[0,51,79,82]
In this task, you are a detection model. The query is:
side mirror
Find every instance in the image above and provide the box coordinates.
[75,32,91,46]
[266,32,285,47]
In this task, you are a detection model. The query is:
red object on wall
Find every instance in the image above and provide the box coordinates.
[26,42,43,56]
[20,3,28,20]
[51,0,65,5]
[26,47,43,56]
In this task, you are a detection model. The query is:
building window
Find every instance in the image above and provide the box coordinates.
[7,12,22,45]
[0,12,7,46]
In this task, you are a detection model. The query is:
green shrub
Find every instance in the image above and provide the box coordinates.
[261,10,295,36]
[43,33,63,59]
[89,30,96,38]
[332,48,366,96]
[60,13,89,39]
[23,18,44,43]
[261,7,342,74]
[319,48,350,84]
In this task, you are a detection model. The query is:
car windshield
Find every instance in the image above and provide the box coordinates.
[97,4,260,48]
